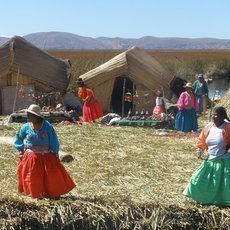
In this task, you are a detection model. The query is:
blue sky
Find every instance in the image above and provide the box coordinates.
[1,0,229,39]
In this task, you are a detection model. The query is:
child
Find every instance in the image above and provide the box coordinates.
[153,90,165,116]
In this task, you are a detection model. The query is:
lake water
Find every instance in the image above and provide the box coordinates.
[208,78,230,99]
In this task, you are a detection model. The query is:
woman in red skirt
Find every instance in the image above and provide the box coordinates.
[76,78,103,122]
[14,104,75,199]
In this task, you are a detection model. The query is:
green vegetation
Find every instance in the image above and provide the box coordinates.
[49,49,230,91]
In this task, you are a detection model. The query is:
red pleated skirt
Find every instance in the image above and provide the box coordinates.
[17,151,75,199]
[153,105,164,115]
[83,98,103,122]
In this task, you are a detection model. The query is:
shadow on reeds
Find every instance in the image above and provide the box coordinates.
[1,197,230,229]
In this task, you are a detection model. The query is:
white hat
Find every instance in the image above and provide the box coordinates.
[56,103,63,109]
[26,104,43,118]
[198,74,204,78]
[184,82,193,88]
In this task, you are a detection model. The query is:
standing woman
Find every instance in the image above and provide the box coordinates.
[14,104,75,199]
[193,74,209,114]
[175,82,199,132]
[76,78,103,122]
[193,74,208,113]
[183,107,230,205]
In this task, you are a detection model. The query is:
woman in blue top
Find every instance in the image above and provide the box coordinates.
[14,104,75,199]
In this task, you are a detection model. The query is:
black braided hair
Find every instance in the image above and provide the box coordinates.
[213,106,230,121]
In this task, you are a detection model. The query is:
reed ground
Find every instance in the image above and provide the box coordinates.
[0,96,230,228]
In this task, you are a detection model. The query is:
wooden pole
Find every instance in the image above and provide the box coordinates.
[132,83,135,114]
[13,67,20,113]
[122,77,126,118]
[209,91,216,121]
[202,95,207,118]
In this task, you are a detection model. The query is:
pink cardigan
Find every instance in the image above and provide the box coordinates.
[177,92,199,111]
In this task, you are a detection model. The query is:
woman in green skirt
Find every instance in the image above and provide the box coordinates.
[183,106,230,205]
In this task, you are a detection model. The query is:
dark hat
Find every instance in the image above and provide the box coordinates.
[198,74,204,78]
[76,78,84,85]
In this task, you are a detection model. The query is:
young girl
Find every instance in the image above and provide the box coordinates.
[153,90,165,116]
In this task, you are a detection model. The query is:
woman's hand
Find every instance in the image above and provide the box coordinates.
[196,149,203,159]
[18,151,23,159]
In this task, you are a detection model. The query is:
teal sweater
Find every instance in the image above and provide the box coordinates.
[193,80,209,95]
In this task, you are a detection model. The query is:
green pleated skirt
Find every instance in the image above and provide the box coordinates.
[183,157,230,205]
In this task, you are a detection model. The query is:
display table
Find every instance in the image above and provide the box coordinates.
[115,119,159,127]
[8,111,69,123]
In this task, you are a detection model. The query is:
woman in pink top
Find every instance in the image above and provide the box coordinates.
[175,82,199,132]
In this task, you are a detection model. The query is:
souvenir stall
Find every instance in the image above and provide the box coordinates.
[114,79,174,128]
[0,36,71,117]
[116,79,161,127]
[8,83,69,123]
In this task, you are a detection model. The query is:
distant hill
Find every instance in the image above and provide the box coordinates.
[24,32,109,50]
[0,37,10,46]
[1,31,230,50]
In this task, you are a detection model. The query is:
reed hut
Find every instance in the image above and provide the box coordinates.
[78,46,177,115]
[0,36,71,114]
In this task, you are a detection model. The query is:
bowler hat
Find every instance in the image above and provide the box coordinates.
[76,78,84,85]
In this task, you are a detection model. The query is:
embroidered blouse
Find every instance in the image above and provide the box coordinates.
[155,96,164,106]
[14,120,59,155]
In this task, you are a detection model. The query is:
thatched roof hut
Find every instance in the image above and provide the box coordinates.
[78,46,176,114]
[0,36,71,114]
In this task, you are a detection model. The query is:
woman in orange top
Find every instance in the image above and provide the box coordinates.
[76,78,103,122]
[183,106,230,205]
